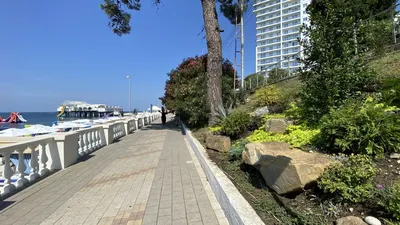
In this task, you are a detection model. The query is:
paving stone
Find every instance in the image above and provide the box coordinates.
[172,209,186,220]
[173,218,189,225]
[187,212,202,223]
[0,117,227,225]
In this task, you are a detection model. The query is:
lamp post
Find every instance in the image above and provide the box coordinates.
[126,76,131,114]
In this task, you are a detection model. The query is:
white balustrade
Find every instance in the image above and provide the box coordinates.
[112,122,125,140]
[0,118,144,196]
[0,136,53,195]
[123,119,136,135]
[76,126,105,157]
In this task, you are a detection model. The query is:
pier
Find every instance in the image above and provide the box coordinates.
[0,114,228,225]
[57,101,123,118]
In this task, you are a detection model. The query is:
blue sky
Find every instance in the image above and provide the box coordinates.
[0,0,256,112]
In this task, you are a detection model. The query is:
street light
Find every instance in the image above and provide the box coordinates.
[126,76,131,114]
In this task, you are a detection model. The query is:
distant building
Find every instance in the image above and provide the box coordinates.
[253,0,311,73]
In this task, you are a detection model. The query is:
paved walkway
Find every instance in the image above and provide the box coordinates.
[0,117,228,225]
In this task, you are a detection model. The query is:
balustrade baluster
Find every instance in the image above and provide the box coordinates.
[87,131,92,152]
[29,146,40,181]
[39,143,49,176]
[84,132,90,154]
[78,134,84,156]
[16,149,29,187]
[2,153,16,194]
[96,130,101,147]
[92,131,97,150]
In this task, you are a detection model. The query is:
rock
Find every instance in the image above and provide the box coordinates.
[364,216,381,225]
[205,134,231,152]
[390,153,400,159]
[265,118,291,134]
[242,142,333,194]
[349,207,354,213]
[254,106,269,116]
[336,216,367,225]
[397,160,400,164]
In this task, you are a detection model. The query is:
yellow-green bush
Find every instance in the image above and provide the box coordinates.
[208,126,222,135]
[247,124,320,148]
[254,85,280,107]
[285,102,302,122]
[318,155,376,203]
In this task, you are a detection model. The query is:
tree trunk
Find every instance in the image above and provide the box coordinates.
[201,0,224,126]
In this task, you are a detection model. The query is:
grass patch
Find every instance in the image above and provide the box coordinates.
[369,51,400,81]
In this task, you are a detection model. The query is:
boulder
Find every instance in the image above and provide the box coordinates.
[254,106,269,116]
[242,142,333,194]
[390,153,400,159]
[206,134,231,152]
[336,216,367,225]
[364,216,381,225]
[265,118,291,134]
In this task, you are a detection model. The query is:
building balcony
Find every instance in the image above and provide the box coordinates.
[256,20,282,30]
[256,14,281,24]
[253,0,281,11]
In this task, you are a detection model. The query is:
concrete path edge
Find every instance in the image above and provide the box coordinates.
[182,124,265,225]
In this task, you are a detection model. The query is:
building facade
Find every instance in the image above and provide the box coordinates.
[254,0,311,73]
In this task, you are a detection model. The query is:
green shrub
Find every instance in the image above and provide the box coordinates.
[284,102,302,122]
[247,124,320,148]
[221,111,251,138]
[317,97,400,157]
[381,77,400,108]
[254,85,280,107]
[377,180,400,220]
[318,154,376,203]
[229,139,249,161]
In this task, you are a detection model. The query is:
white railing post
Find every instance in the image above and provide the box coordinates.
[16,149,29,188]
[39,143,49,176]
[134,118,139,130]
[2,153,16,194]
[124,121,129,135]
[103,124,114,145]
[54,132,79,169]
[139,117,144,128]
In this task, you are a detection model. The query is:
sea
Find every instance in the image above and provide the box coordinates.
[0,112,59,130]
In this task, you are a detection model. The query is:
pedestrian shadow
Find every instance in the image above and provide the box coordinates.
[0,200,15,211]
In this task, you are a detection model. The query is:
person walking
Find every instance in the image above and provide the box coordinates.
[161,107,167,125]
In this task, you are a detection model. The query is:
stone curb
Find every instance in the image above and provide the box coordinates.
[182,124,265,225]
